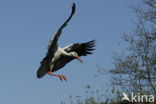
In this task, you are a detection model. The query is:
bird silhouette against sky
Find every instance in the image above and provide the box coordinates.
[37,3,95,81]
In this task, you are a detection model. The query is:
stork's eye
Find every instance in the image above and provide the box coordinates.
[73,52,77,56]
[75,53,77,56]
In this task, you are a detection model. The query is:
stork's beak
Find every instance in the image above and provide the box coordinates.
[75,56,83,63]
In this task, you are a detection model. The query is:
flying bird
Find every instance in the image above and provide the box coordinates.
[37,3,95,81]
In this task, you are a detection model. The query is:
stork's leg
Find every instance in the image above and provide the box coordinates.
[48,66,67,81]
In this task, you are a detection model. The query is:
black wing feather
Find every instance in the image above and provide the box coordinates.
[64,40,95,56]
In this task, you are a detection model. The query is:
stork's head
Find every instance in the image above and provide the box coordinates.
[71,52,83,63]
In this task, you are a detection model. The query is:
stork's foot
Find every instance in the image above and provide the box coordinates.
[48,72,67,81]
[57,75,67,81]
[48,66,67,81]
[61,75,67,81]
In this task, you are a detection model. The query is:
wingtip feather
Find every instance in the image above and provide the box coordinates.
[72,3,76,8]
[72,3,76,14]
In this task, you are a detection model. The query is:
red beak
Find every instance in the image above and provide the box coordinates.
[75,56,83,63]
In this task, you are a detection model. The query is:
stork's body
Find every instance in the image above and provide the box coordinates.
[51,47,73,71]
[37,3,95,81]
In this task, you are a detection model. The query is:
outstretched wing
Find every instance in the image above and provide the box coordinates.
[37,3,76,78]
[63,40,95,56]
[51,40,96,72]
[47,3,76,58]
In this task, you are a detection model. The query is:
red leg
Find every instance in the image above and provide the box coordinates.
[48,66,67,81]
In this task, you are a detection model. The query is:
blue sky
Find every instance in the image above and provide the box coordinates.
[0,0,139,103]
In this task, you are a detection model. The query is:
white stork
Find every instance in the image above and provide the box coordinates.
[37,3,95,81]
